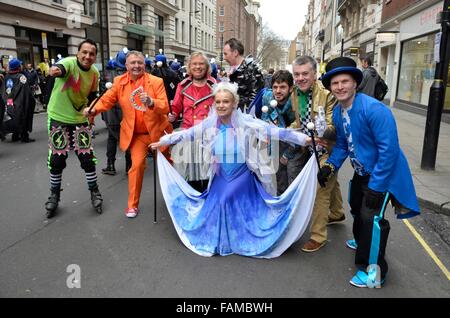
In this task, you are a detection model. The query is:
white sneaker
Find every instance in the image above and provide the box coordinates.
[125,207,139,218]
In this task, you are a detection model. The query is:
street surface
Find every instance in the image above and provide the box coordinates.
[0,113,449,298]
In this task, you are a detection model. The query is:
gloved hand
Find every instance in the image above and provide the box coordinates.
[317,164,334,188]
[365,188,385,210]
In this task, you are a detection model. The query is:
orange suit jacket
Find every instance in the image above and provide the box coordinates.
[94,72,173,152]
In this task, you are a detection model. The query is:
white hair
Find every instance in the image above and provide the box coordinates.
[212,81,240,105]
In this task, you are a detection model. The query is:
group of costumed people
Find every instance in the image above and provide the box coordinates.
[41,36,420,289]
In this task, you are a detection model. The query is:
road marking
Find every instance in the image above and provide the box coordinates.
[403,219,450,281]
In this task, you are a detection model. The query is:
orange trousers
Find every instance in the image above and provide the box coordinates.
[127,134,169,209]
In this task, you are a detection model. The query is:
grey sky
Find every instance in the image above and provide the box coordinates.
[258,0,308,40]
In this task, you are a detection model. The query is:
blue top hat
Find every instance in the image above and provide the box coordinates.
[8,58,22,71]
[145,55,152,67]
[106,57,116,70]
[321,57,363,90]
[115,48,128,70]
[155,54,167,64]
[170,59,181,71]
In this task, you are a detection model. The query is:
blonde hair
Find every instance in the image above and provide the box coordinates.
[213,81,239,105]
[186,52,211,77]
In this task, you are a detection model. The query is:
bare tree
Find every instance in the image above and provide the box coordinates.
[256,24,285,70]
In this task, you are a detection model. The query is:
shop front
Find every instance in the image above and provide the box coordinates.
[396,1,450,113]
[14,27,68,68]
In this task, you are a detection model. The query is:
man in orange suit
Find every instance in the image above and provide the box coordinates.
[85,51,173,218]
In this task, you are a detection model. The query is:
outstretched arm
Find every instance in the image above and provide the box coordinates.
[150,120,208,149]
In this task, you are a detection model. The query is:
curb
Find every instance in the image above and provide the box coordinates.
[417,197,450,247]
[418,197,450,217]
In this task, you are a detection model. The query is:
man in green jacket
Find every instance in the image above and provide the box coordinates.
[289,56,345,253]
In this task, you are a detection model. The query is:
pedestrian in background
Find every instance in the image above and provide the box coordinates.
[357,55,378,98]
[2,58,36,143]
[263,68,275,88]
[100,49,132,175]
[151,51,180,106]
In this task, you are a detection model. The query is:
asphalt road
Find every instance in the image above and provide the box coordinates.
[0,113,449,298]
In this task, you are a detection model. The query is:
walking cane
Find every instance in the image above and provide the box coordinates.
[153,149,157,224]
[306,122,325,187]
[87,82,113,114]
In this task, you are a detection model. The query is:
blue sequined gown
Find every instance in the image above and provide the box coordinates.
[157,123,318,258]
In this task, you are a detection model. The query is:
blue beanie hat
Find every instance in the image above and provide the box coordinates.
[8,58,22,71]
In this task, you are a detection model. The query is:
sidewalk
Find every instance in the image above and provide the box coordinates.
[392,107,450,215]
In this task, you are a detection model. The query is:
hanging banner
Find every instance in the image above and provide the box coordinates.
[42,32,48,49]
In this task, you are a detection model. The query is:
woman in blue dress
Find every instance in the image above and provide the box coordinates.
[150,82,319,258]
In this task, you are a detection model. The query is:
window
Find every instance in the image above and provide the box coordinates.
[53,0,62,4]
[126,2,142,24]
[335,24,343,45]
[194,27,198,47]
[219,21,224,33]
[155,14,164,52]
[182,21,185,43]
[182,0,185,10]
[15,27,30,41]
[84,0,98,23]
[127,34,143,52]
[175,18,179,41]
[397,34,437,106]
[219,6,225,16]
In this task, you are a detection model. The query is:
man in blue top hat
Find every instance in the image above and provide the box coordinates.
[170,58,184,82]
[144,54,153,73]
[2,58,36,142]
[319,56,420,288]
[100,48,131,175]
[151,51,179,105]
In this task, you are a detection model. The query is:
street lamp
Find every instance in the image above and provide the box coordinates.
[188,10,200,55]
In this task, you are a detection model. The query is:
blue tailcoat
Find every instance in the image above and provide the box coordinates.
[327,93,420,218]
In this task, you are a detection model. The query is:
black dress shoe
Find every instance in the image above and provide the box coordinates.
[101,164,116,175]
[11,134,20,142]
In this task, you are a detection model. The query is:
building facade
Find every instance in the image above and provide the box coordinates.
[378,0,449,113]
[0,0,217,72]
[108,0,216,65]
[0,0,95,69]
[296,0,449,117]
[216,0,260,69]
